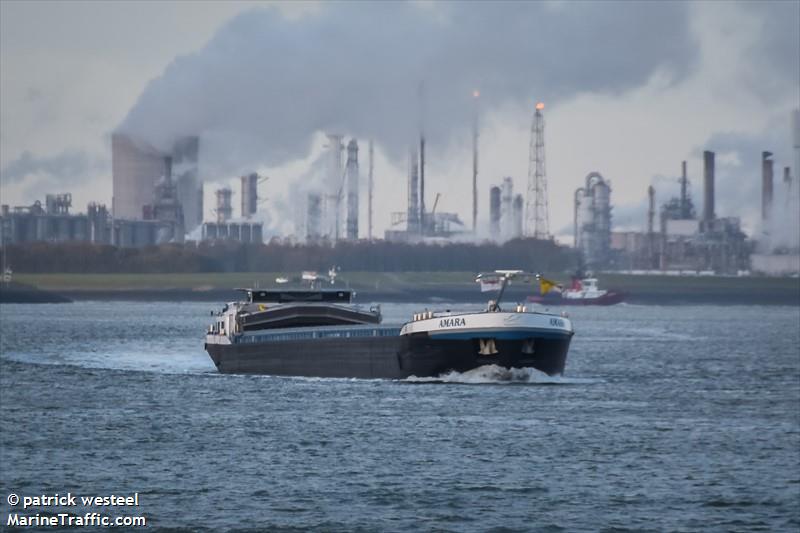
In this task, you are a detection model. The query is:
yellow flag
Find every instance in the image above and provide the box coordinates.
[539,277,559,294]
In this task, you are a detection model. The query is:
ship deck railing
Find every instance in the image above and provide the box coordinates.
[235,325,402,344]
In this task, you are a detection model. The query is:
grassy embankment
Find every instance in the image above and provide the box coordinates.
[13,271,800,295]
[11,272,478,291]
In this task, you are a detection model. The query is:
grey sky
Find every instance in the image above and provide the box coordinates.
[1,0,798,241]
[119,1,694,164]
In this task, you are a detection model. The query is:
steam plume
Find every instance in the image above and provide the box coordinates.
[118,2,694,176]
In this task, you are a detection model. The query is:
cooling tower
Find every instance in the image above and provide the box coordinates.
[112,133,170,220]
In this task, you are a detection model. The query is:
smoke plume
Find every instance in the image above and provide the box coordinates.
[2,149,104,187]
[118,1,695,177]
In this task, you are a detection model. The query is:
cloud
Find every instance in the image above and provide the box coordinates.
[0,149,105,187]
[739,0,800,101]
[118,1,697,177]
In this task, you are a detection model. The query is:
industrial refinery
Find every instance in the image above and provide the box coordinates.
[1,102,798,276]
[602,154,751,274]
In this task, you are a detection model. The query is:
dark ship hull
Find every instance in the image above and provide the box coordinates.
[205,325,572,379]
[399,334,571,377]
[206,327,405,379]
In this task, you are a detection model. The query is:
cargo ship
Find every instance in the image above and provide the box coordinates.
[205,271,574,378]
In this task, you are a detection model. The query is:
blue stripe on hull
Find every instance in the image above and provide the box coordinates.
[430,329,572,341]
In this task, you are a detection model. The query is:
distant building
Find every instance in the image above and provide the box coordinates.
[1,192,183,249]
[386,144,466,243]
[110,219,160,248]
[751,253,800,276]
[575,172,612,269]
[150,174,185,244]
[112,133,201,232]
[1,197,93,244]
[610,156,750,274]
[485,178,522,243]
[201,221,263,244]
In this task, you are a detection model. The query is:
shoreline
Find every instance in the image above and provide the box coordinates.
[3,287,798,306]
[2,272,798,305]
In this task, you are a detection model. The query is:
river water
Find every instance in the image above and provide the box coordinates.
[1,301,798,532]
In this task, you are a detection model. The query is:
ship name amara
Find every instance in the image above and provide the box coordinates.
[439,317,466,328]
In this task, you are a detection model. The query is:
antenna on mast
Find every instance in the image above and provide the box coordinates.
[525,102,549,239]
[472,89,480,235]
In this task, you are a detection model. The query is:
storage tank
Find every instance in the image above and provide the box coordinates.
[252,223,263,244]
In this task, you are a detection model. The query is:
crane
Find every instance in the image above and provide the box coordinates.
[431,192,441,215]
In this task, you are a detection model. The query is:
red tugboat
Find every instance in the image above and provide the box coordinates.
[528,276,624,306]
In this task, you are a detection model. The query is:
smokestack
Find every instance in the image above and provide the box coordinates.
[419,134,425,234]
[490,186,501,241]
[703,150,715,223]
[762,151,773,221]
[647,185,656,269]
[418,82,426,235]
[407,148,419,234]
[240,175,248,218]
[512,194,524,239]
[240,173,258,219]
[325,133,344,240]
[368,140,374,240]
[680,161,688,218]
[197,183,204,224]
[345,139,359,240]
[500,177,513,241]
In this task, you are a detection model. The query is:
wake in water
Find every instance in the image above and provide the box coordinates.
[1,349,216,375]
[404,364,603,385]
